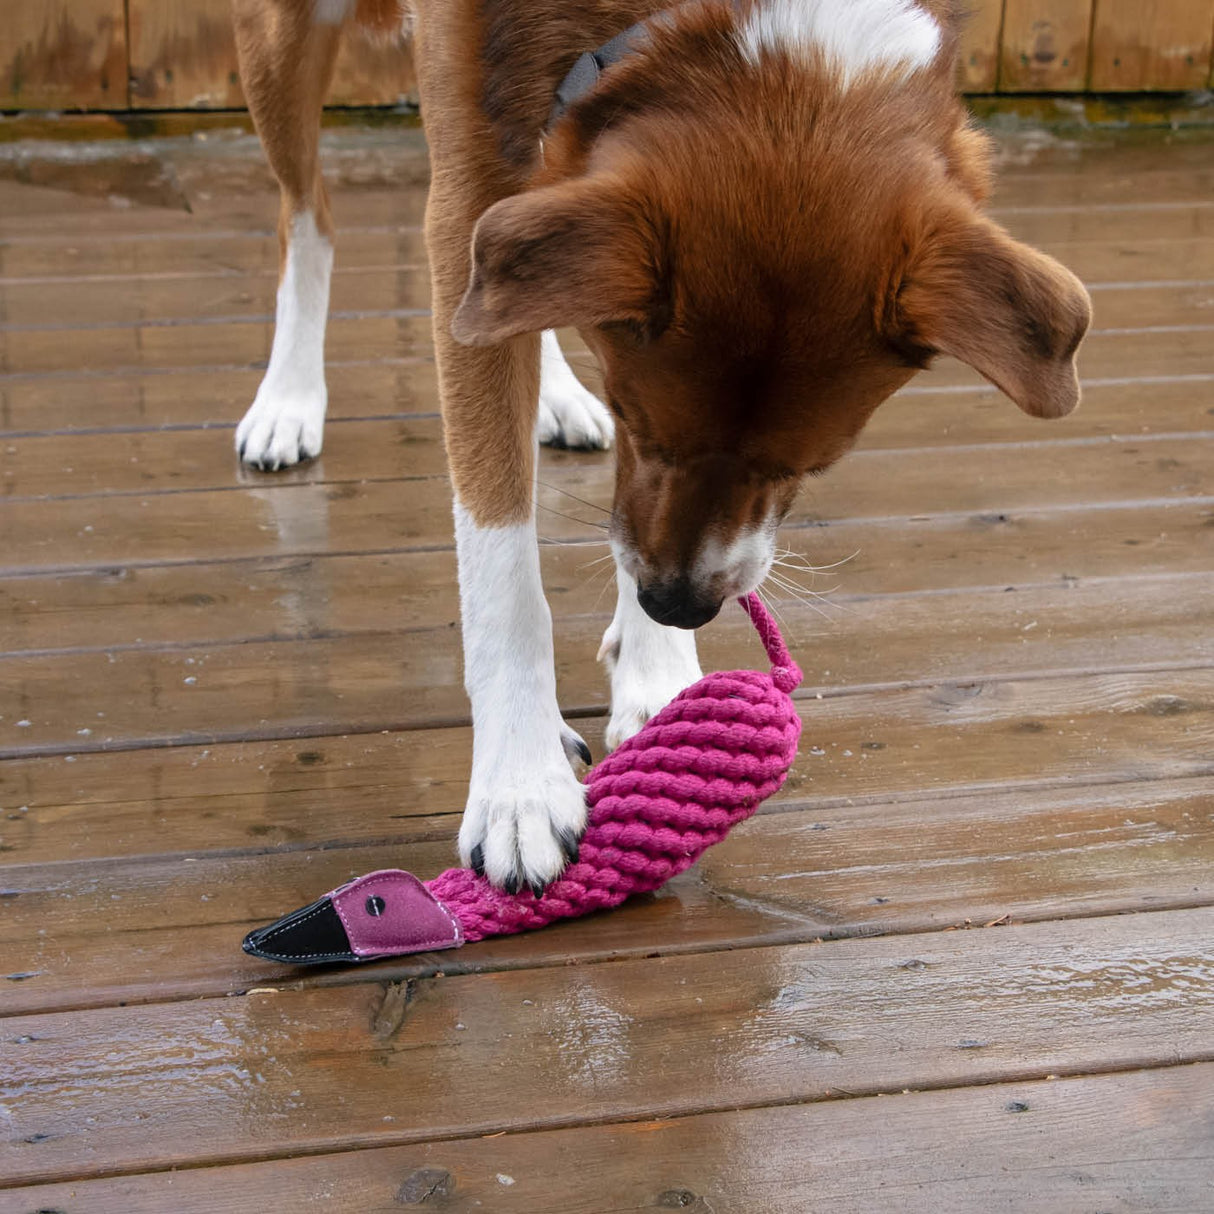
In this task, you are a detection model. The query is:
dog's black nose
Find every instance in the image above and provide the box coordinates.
[636,578,722,630]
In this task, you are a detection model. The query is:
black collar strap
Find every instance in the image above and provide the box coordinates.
[548,20,652,131]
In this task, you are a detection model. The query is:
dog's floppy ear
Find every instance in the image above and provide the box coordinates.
[894,213,1092,418]
[451,177,658,346]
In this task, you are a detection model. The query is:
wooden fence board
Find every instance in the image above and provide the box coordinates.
[1090,0,1214,91]
[0,0,127,111]
[958,1,1005,92]
[126,0,417,109]
[1000,0,1094,91]
[6,0,1214,112]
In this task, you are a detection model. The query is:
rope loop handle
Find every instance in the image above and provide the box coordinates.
[739,593,802,693]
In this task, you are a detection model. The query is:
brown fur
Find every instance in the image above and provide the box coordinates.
[239,0,1091,557]
[233,0,344,259]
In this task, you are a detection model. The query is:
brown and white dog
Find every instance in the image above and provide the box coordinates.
[232,0,1091,892]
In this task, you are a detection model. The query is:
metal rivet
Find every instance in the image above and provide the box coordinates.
[365,895,386,917]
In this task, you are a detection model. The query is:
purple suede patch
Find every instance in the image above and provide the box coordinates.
[330,870,463,957]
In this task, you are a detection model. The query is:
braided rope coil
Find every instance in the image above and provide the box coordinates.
[427,596,802,942]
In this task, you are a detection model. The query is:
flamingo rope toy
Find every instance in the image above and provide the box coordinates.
[243,593,802,966]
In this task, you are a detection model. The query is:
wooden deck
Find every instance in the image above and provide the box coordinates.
[1,127,1213,1211]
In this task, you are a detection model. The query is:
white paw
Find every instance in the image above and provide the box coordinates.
[236,387,326,470]
[459,753,587,893]
[537,383,614,451]
[600,613,702,751]
[537,330,614,451]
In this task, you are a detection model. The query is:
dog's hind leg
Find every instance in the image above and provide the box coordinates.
[536,331,614,451]
[233,0,344,470]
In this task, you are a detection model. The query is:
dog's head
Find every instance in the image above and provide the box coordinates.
[453,4,1091,628]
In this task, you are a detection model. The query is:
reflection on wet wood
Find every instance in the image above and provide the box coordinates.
[1,130,1213,1204]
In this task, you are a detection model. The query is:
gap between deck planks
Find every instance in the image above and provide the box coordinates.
[8,1063,1213,1213]
[2,907,1213,1189]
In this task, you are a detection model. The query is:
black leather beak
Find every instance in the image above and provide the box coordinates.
[242,895,357,965]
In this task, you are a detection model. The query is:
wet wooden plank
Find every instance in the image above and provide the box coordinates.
[5,774,1212,1014]
[2,261,1213,337]
[4,501,1209,654]
[0,313,433,377]
[0,266,432,329]
[0,183,429,241]
[2,417,450,499]
[3,431,1211,567]
[0,362,440,435]
[0,230,427,281]
[2,665,1209,866]
[3,407,1211,500]
[993,163,1214,211]
[127,0,417,109]
[999,202,1214,245]
[3,907,1212,1186]
[2,570,1211,757]
[3,311,1210,380]
[0,0,127,111]
[6,223,1214,287]
[703,776,1214,935]
[1089,0,1214,91]
[11,1064,1213,1213]
[1,357,1208,443]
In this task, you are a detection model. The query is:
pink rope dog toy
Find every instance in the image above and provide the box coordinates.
[243,593,802,965]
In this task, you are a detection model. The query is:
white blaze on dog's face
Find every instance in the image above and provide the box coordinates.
[452,0,1091,628]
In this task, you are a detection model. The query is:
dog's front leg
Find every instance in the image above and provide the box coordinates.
[436,295,587,889]
[600,564,703,750]
[454,491,588,892]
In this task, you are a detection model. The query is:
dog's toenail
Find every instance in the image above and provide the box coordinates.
[470,845,485,877]
[559,832,580,864]
[503,875,521,896]
[575,739,592,765]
